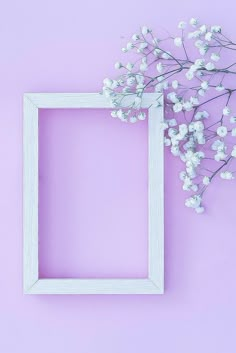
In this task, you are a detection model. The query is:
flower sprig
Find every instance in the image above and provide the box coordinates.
[102,18,236,213]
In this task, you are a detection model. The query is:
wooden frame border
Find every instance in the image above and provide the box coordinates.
[23,93,164,294]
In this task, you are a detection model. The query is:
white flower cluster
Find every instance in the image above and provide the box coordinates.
[103,18,236,213]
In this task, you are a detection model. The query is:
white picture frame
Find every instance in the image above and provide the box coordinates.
[23,93,164,294]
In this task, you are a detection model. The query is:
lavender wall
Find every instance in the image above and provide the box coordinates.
[1,0,236,352]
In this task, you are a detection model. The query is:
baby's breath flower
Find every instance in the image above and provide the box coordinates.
[230,116,236,123]
[211,53,220,62]
[126,62,134,70]
[111,110,117,118]
[211,25,221,33]
[232,128,236,136]
[185,195,202,209]
[186,70,194,80]
[195,206,205,214]
[167,92,179,103]
[178,21,187,29]
[216,84,225,91]
[132,34,140,41]
[130,116,137,123]
[217,126,228,137]
[162,51,172,59]
[199,25,207,34]
[194,111,209,120]
[231,146,236,157]
[156,62,163,73]
[189,18,199,27]
[205,32,213,41]
[173,102,183,113]
[201,81,209,90]
[138,112,146,120]
[140,62,148,71]
[168,118,177,127]
[172,80,179,89]
[139,42,148,51]
[205,62,215,71]
[223,106,231,116]
[174,37,183,47]
[115,62,122,70]
[141,26,151,35]
[220,171,234,180]
[203,176,211,185]
[164,137,171,146]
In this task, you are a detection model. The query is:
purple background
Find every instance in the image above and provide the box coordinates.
[1,0,236,352]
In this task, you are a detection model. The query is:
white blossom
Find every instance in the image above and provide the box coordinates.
[164,137,171,146]
[115,62,122,69]
[129,116,137,123]
[195,206,205,214]
[211,53,220,62]
[103,78,113,88]
[171,145,180,156]
[132,33,140,41]
[220,171,234,180]
[136,73,145,84]
[167,92,179,103]
[203,176,211,185]
[172,80,179,89]
[183,101,193,111]
[134,96,142,108]
[168,127,178,138]
[126,42,134,50]
[194,121,204,132]
[126,77,135,86]
[215,151,227,161]
[189,18,199,27]
[211,139,225,151]
[216,84,225,91]
[195,58,205,68]
[173,102,183,113]
[195,40,203,48]
[140,62,148,71]
[186,70,194,80]
[217,126,228,137]
[205,62,215,71]
[231,146,236,157]
[126,62,134,70]
[230,116,236,123]
[174,37,183,47]
[137,112,146,120]
[223,106,231,116]
[156,62,163,73]
[232,128,236,136]
[179,123,188,137]
[194,111,209,120]
[211,25,221,33]
[139,42,148,51]
[168,118,177,127]
[142,26,151,35]
[205,32,213,41]
[111,110,117,118]
[199,44,209,55]
[188,31,200,39]
[162,52,172,59]
[198,89,205,97]
[178,21,187,29]
[201,81,209,90]
[200,25,207,34]
[185,195,202,209]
